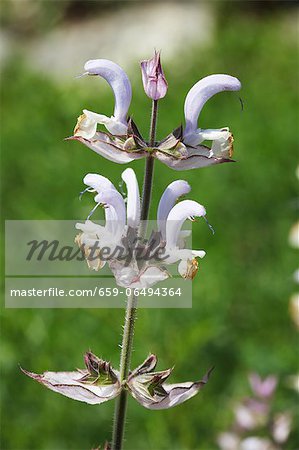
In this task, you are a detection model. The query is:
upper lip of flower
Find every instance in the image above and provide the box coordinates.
[84,59,132,128]
[68,59,241,170]
[183,74,242,136]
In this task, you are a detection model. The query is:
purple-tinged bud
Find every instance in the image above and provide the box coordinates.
[140,51,168,100]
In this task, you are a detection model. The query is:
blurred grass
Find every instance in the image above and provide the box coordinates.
[1,7,298,450]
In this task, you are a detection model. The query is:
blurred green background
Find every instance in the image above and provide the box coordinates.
[1,1,298,449]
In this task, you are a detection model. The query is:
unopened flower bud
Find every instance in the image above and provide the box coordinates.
[140,51,168,100]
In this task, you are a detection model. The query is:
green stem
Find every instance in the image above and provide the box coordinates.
[111,99,158,450]
[111,293,137,450]
[140,99,158,222]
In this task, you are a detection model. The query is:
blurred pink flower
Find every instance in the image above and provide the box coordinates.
[248,373,277,399]
[272,412,292,444]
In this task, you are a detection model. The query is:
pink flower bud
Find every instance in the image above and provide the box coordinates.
[140,51,168,100]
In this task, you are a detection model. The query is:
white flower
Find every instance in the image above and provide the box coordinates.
[76,169,207,288]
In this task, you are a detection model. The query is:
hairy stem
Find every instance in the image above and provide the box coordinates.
[140,99,158,222]
[111,292,137,449]
[111,99,158,450]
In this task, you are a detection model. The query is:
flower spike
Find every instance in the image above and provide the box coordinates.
[76,169,207,285]
[70,57,241,170]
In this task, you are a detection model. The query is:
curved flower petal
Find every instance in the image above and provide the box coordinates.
[84,59,132,126]
[156,150,231,171]
[157,180,191,240]
[127,354,212,410]
[121,168,141,229]
[184,74,241,136]
[248,373,278,399]
[166,200,206,249]
[69,134,145,164]
[95,189,126,240]
[84,173,117,193]
[21,352,121,405]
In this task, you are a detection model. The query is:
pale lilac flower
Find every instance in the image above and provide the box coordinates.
[22,352,211,410]
[217,372,293,450]
[217,432,240,450]
[76,169,207,288]
[140,51,168,100]
[234,399,269,430]
[272,412,292,444]
[69,58,241,170]
[239,437,275,450]
[75,59,132,137]
[162,74,242,170]
[248,373,278,399]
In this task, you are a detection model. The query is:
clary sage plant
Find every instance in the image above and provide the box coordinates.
[23,52,241,449]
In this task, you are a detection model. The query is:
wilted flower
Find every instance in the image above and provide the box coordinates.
[68,58,241,170]
[22,352,211,410]
[21,352,121,405]
[76,168,207,288]
[140,50,168,100]
[126,354,212,410]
